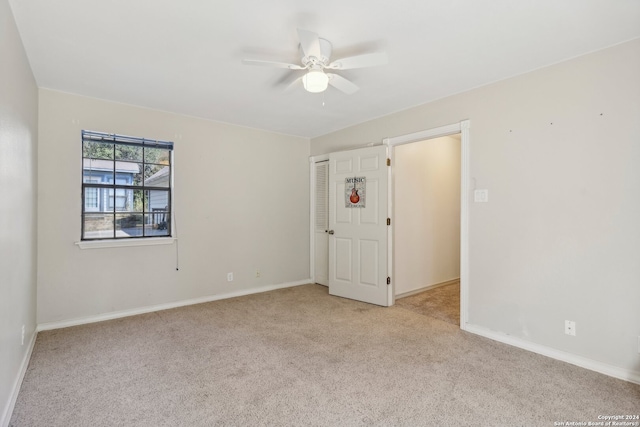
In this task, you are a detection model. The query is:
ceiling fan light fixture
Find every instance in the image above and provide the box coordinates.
[302,69,329,93]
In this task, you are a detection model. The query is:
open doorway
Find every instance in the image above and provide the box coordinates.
[310,120,470,323]
[392,134,462,326]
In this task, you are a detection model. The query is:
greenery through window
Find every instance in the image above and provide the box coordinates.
[81,130,173,240]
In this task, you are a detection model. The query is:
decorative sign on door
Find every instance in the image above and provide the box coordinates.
[345,177,366,208]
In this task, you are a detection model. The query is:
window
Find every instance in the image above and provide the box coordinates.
[84,178,99,211]
[81,130,173,240]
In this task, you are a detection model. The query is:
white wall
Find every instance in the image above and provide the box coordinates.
[312,39,640,378]
[37,90,310,324]
[394,135,460,295]
[0,0,38,424]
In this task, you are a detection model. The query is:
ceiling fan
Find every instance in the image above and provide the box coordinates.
[242,29,388,94]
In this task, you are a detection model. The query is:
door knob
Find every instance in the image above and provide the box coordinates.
[327,230,335,235]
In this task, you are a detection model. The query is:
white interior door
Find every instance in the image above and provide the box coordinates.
[314,160,329,286]
[328,145,390,306]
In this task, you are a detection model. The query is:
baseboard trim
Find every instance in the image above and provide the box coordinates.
[395,278,460,299]
[464,323,640,386]
[37,279,312,332]
[1,330,37,427]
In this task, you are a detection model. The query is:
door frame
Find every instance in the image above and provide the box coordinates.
[383,120,470,328]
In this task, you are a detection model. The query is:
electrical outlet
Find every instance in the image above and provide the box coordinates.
[256,270,261,278]
[227,272,233,282]
[565,320,576,336]
[21,325,25,346]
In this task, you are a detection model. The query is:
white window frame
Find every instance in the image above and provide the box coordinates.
[77,130,176,249]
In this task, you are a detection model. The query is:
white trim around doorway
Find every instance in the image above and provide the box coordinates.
[383,119,470,330]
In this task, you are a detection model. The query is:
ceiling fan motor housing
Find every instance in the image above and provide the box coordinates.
[301,38,333,67]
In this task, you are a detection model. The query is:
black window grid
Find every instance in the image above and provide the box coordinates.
[81,131,173,241]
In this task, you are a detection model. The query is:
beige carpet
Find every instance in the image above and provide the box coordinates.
[395,282,460,326]
[10,284,640,426]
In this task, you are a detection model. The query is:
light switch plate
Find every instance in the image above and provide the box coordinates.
[474,189,489,202]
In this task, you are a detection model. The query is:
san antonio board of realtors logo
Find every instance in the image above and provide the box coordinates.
[345,177,365,208]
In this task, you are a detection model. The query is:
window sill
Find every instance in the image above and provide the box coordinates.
[75,237,176,250]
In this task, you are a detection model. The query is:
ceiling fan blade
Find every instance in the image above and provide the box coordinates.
[327,73,359,95]
[285,76,303,92]
[297,28,322,59]
[242,59,305,70]
[326,52,388,70]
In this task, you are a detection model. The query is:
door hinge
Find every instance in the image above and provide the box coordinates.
[386,158,391,166]
[387,277,391,285]
[387,218,391,226]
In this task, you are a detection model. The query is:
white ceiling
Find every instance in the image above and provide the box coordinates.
[8,0,640,138]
